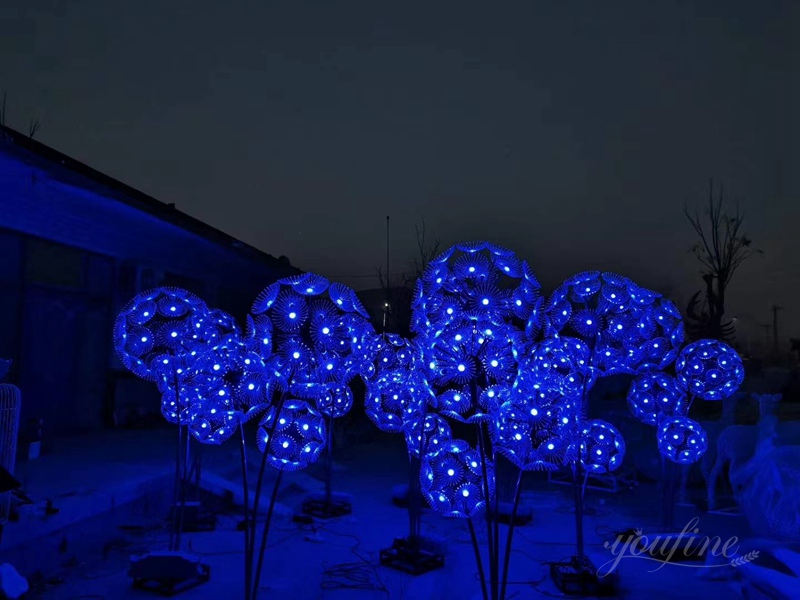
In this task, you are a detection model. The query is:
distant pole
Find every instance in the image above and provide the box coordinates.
[772,305,783,354]
[384,216,390,336]
[386,215,390,289]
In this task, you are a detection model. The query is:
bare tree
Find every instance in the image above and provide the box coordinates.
[0,92,42,138]
[684,181,760,341]
[28,118,40,138]
[376,217,441,336]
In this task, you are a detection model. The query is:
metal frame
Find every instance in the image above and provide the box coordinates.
[0,383,21,525]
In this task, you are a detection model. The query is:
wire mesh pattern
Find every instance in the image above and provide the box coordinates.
[248,273,377,419]
[675,339,745,401]
[627,372,688,426]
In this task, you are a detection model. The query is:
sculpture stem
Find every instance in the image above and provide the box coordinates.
[239,421,252,600]
[573,461,585,563]
[169,366,183,552]
[169,420,181,552]
[408,401,428,542]
[492,448,500,600]
[247,391,288,591]
[500,469,524,600]
[408,452,422,542]
[475,422,496,600]
[325,414,333,504]
[176,428,191,550]
[468,518,489,600]
[252,470,284,600]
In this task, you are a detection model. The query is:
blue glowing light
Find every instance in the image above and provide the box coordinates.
[627,372,688,426]
[114,287,210,425]
[543,273,684,376]
[419,439,494,518]
[410,242,540,427]
[256,399,327,471]
[365,335,431,435]
[579,420,625,474]
[249,274,376,418]
[404,413,453,458]
[492,399,577,471]
[675,339,744,401]
[657,415,708,465]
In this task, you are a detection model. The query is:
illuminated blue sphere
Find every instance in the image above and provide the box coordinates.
[410,242,539,425]
[657,415,708,464]
[675,339,744,401]
[544,273,684,376]
[627,372,688,426]
[156,354,207,425]
[193,334,274,425]
[114,288,216,427]
[543,272,631,339]
[249,273,375,415]
[519,336,596,401]
[421,325,524,423]
[366,335,430,433]
[113,287,208,382]
[579,420,625,474]
[193,308,242,347]
[411,241,541,335]
[595,297,684,374]
[420,439,494,518]
[404,413,452,458]
[493,400,577,471]
[188,395,238,444]
[312,383,353,419]
[256,399,327,471]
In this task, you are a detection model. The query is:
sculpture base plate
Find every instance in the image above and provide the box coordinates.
[301,494,352,520]
[129,552,210,596]
[168,501,216,533]
[550,556,618,597]
[379,537,445,576]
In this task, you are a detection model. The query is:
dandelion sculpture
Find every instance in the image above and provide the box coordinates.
[617,327,744,538]
[627,372,688,426]
[540,273,672,582]
[244,273,375,598]
[183,314,281,600]
[675,339,745,402]
[114,289,242,594]
[366,334,447,573]
[410,241,542,600]
[114,288,212,552]
[490,337,595,600]
[111,247,747,600]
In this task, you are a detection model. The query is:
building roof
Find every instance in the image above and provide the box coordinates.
[0,124,291,269]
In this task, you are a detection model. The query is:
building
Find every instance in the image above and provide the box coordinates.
[0,125,298,439]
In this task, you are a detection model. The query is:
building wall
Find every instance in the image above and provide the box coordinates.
[0,146,296,441]
[0,224,287,440]
[0,228,114,436]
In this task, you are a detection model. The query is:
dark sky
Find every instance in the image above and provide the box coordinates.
[2,1,797,350]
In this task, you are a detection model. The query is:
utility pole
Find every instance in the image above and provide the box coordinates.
[772,305,783,354]
[383,215,390,337]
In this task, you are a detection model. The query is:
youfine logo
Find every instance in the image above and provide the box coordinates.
[597,517,759,577]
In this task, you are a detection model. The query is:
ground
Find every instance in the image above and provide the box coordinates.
[4,428,778,600]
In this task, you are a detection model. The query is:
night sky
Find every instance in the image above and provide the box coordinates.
[2,1,797,350]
